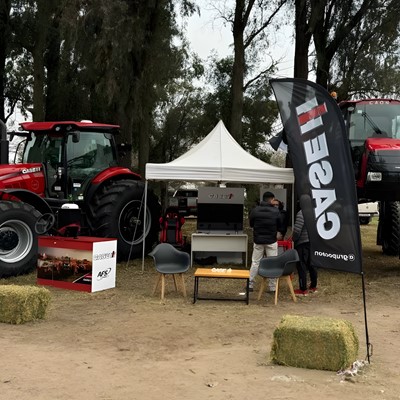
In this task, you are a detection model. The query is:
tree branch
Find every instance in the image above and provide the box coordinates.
[244,0,287,49]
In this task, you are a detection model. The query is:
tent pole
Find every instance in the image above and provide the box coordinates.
[142,180,148,273]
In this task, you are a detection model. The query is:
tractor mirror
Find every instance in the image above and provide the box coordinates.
[71,131,80,143]
[117,143,132,157]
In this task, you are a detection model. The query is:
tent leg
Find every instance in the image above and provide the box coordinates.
[142,180,148,273]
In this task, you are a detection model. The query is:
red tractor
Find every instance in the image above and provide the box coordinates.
[0,120,160,277]
[340,99,400,255]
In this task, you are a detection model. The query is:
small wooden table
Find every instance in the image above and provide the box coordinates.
[193,268,250,304]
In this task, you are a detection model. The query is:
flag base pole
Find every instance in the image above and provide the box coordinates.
[361,271,372,363]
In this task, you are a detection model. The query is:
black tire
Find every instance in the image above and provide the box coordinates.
[379,201,400,256]
[89,180,160,261]
[0,201,41,278]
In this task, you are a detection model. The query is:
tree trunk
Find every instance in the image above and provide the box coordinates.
[294,0,311,79]
[0,0,11,122]
[32,0,51,121]
[45,4,62,121]
[117,97,135,170]
[136,0,165,176]
[229,0,246,144]
[230,39,245,144]
[315,56,331,88]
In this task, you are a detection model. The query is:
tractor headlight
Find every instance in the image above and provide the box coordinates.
[367,172,382,181]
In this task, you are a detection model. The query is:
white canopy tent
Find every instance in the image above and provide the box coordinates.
[142,120,295,269]
[145,120,294,184]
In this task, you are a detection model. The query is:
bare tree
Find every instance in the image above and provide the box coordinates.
[215,0,287,143]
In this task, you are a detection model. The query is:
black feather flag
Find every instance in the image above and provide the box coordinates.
[270,78,362,274]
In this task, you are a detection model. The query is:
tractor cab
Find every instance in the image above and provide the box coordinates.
[340,99,400,200]
[17,122,119,201]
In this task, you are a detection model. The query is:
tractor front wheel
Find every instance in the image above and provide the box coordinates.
[0,201,41,278]
[378,201,400,256]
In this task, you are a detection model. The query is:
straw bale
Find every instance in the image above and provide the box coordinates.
[270,314,359,371]
[0,284,51,324]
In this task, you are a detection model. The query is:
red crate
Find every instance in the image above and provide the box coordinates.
[278,239,293,254]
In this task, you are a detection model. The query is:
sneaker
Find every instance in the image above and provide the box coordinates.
[309,287,318,293]
[247,286,254,292]
[294,289,308,296]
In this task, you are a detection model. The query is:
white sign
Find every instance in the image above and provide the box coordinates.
[91,240,117,292]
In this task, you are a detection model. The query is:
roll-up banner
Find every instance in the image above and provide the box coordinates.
[270,78,362,274]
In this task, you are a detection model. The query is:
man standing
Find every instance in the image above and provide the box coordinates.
[271,198,288,239]
[249,191,285,292]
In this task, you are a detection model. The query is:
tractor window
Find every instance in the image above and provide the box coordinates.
[349,102,400,144]
[22,134,62,166]
[66,131,117,172]
[394,116,400,139]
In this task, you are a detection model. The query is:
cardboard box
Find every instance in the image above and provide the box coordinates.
[37,236,117,293]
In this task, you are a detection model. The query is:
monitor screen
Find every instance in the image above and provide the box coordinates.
[196,203,244,232]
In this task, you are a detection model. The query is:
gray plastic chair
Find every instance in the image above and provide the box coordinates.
[257,248,300,305]
[148,243,190,300]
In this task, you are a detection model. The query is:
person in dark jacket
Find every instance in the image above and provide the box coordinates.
[271,199,288,239]
[248,191,285,292]
[292,208,318,296]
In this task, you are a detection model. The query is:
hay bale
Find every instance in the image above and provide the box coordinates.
[0,285,51,324]
[270,314,359,371]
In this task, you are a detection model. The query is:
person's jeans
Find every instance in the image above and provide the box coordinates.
[295,242,318,290]
[249,242,278,290]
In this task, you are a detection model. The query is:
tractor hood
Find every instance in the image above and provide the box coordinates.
[0,163,45,194]
[358,137,400,200]
[365,137,400,151]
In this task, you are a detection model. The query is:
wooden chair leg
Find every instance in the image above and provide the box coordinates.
[180,273,187,298]
[161,274,166,300]
[172,274,178,292]
[153,274,161,296]
[274,278,279,305]
[285,275,297,303]
[257,277,267,300]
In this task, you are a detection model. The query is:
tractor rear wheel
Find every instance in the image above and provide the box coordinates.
[378,201,400,256]
[89,180,160,261]
[0,201,41,278]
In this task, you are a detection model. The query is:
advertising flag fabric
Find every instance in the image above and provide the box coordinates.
[270,78,362,274]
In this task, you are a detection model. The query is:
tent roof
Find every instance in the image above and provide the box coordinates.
[145,120,294,184]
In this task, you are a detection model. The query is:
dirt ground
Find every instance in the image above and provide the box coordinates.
[1,220,400,400]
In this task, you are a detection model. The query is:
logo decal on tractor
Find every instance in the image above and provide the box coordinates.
[21,167,41,174]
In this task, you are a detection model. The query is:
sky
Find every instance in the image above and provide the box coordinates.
[183,1,295,78]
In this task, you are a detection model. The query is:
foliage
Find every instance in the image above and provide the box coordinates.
[150,53,208,164]
[212,0,288,143]
[330,0,400,99]
[3,0,400,169]
[3,0,199,172]
[203,56,279,159]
